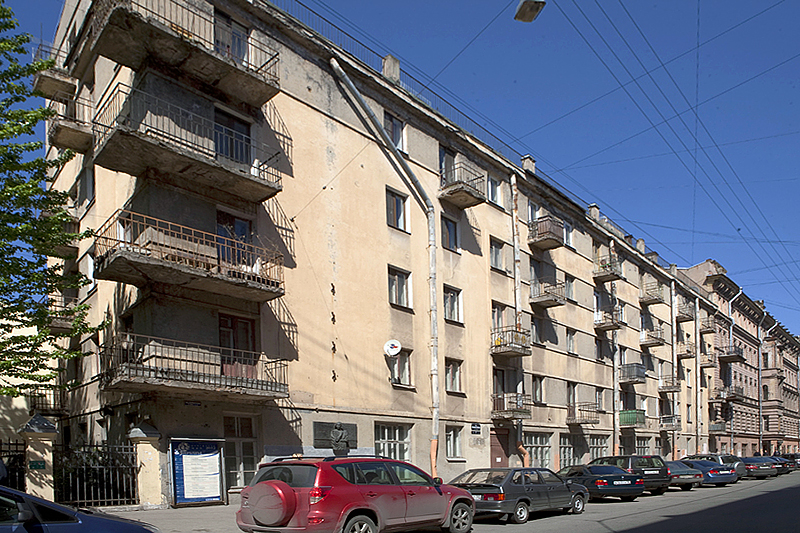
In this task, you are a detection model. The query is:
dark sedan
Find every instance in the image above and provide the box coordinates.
[666,461,703,490]
[556,465,644,502]
[450,467,589,523]
[742,457,778,478]
[763,456,790,475]
[680,459,737,486]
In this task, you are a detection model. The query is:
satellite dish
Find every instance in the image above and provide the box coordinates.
[384,340,402,356]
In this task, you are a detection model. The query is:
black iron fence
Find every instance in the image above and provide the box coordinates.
[0,440,26,491]
[54,444,139,507]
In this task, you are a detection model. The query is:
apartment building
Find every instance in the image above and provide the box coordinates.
[28,0,799,507]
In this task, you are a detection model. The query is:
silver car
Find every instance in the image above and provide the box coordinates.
[681,454,745,481]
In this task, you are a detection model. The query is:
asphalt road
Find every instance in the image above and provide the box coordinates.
[111,473,800,533]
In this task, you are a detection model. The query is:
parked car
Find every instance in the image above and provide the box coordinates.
[679,459,737,486]
[236,456,474,533]
[556,464,645,501]
[741,457,778,478]
[450,467,588,522]
[0,485,159,532]
[665,461,703,491]
[763,456,790,475]
[588,455,670,495]
[681,454,746,481]
[777,456,797,469]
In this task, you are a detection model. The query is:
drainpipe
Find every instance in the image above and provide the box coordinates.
[670,279,677,460]
[695,296,701,454]
[510,171,524,445]
[329,58,441,476]
[727,288,742,454]
[759,319,778,455]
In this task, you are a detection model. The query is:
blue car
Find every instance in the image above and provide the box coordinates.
[0,485,159,532]
[679,459,737,486]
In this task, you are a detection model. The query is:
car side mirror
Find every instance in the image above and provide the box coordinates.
[16,505,34,523]
[566,479,573,485]
[432,477,443,486]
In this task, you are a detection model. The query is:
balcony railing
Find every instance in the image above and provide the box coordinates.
[566,402,600,425]
[45,294,78,334]
[490,326,531,357]
[94,210,284,302]
[640,326,666,347]
[88,0,280,106]
[717,345,746,364]
[699,352,717,369]
[594,305,623,331]
[93,84,282,202]
[26,385,67,415]
[708,421,727,434]
[713,386,744,402]
[32,43,76,98]
[619,363,646,385]
[659,414,681,431]
[699,317,716,334]
[677,341,696,360]
[437,162,485,209]
[639,281,665,305]
[593,254,623,282]
[100,333,289,397]
[527,215,564,251]
[47,92,93,153]
[619,409,646,428]
[676,301,696,322]
[490,393,532,420]
[529,278,566,308]
[658,376,680,393]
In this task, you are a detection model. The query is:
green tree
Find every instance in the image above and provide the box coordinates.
[0,0,98,396]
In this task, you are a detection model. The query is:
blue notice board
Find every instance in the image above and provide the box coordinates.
[171,439,224,504]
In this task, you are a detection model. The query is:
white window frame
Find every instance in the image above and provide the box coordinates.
[445,426,462,458]
[596,387,604,411]
[567,329,576,354]
[527,200,538,222]
[488,175,501,206]
[384,111,404,151]
[375,423,410,461]
[490,239,503,270]
[443,286,462,323]
[442,216,459,252]
[565,275,574,300]
[532,375,544,403]
[389,349,412,386]
[524,432,551,468]
[563,220,573,247]
[386,189,407,231]
[388,266,411,308]
[445,359,462,393]
[559,434,578,467]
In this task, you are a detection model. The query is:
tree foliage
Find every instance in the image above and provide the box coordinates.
[0,0,99,396]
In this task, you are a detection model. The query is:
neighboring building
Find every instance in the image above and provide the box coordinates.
[27,0,799,507]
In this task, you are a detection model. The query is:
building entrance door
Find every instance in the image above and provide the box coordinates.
[490,428,510,467]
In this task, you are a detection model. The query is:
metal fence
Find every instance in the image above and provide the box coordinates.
[439,162,484,193]
[54,444,139,507]
[0,440,26,491]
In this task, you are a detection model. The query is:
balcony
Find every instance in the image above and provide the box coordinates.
[88,0,280,107]
[25,386,67,417]
[639,282,665,305]
[94,210,284,302]
[93,84,282,203]
[529,278,566,308]
[676,301,695,322]
[711,386,745,403]
[699,352,717,369]
[40,207,80,257]
[527,215,564,251]
[100,333,289,398]
[677,341,696,360]
[658,376,681,393]
[619,363,646,385]
[47,93,93,153]
[566,402,600,425]
[45,294,78,334]
[640,326,666,348]
[490,326,531,357]
[619,409,646,428]
[594,306,623,331]
[437,162,485,209]
[708,421,727,434]
[717,345,746,364]
[32,44,77,98]
[593,254,623,283]
[699,317,716,334]
[659,414,681,432]
[763,367,785,382]
[490,393,532,420]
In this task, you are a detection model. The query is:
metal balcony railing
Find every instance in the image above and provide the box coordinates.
[594,305,623,330]
[593,254,623,281]
[439,162,484,194]
[26,385,67,415]
[619,409,646,427]
[530,278,566,307]
[47,92,94,152]
[717,345,745,363]
[619,363,646,384]
[101,333,288,395]
[676,301,696,322]
[89,0,280,83]
[94,210,284,291]
[566,402,600,424]
[659,414,681,431]
[490,326,531,357]
[677,341,696,359]
[640,326,666,347]
[658,376,680,393]
[491,393,532,419]
[45,294,78,334]
[699,317,716,333]
[699,352,717,368]
[714,386,744,402]
[93,83,282,187]
[527,215,564,250]
[639,281,665,305]
[33,42,70,68]
[708,421,727,433]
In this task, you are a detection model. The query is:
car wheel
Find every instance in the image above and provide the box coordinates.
[650,487,668,495]
[715,483,727,487]
[447,502,473,533]
[344,515,377,533]
[680,484,693,491]
[619,496,637,502]
[568,495,585,514]
[511,502,529,524]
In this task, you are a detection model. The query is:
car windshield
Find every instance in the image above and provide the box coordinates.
[721,456,739,464]
[587,466,627,475]
[687,460,718,468]
[451,469,509,484]
[668,462,689,469]
[632,457,664,468]
[251,464,318,487]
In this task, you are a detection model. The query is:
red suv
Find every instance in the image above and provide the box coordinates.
[236,456,475,533]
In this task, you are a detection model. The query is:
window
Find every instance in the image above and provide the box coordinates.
[567,329,576,354]
[77,166,94,207]
[443,286,461,323]
[619,346,627,365]
[442,216,458,251]
[563,220,573,247]
[384,111,404,150]
[389,349,411,386]
[386,189,407,231]
[595,338,604,361]
[224,415,257,488]
[565,275,574,300]
[439,146,455,183]
[527,200,538,222]
[524,432,551,468]
[220,314,256,378]
[375,423,410,461]
[388,267,410,307]
[490,239,503,270]
[532,317,542,345]
[596,388,604,411]
[492,303,504,329]
[218,211,253,266]
[589,435,608,460]
[635,437,650,456]
[215,10,248,64]
[215,108,251,165]
[560,434,578,467]
[567,382,576,406]
[532,375,544,403]
[445,359,462,392]
[687,403,692,424]
[445,426,462,458]
[488,175,500,205]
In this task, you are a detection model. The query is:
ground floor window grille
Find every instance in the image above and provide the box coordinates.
[523,432,551,468]
[636,437,650,456]
[589,435,608,460]
[375,423,410,461]
[559,434,578,467]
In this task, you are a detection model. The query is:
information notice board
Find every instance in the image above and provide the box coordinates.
[170,438,225,505]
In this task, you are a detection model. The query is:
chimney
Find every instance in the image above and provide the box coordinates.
[382,54,400,83]
[636,239,646,253]
[521,154,536,174]
[588,203,600,221]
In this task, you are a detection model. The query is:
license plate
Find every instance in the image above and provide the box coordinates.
[720,471,732,474]
[680,475,694,479]
[644,470,659,475]
[613,480,631,485]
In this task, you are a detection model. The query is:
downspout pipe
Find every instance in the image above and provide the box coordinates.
[329,58,441,476]
[759,320,778,455]
[510,171,524,447]
[728,288,742,453]
[670,279,677,459]
[694,296,701,453]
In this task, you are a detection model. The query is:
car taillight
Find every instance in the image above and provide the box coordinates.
[482,493,505,501]
[667,468,671,475]
[695,474,702,479]
[627,468,635,474]
[746,465,756,470]
[709,470,719,475]
[594,479,608,486]
[309,486,331,504]
[635,478,644,485]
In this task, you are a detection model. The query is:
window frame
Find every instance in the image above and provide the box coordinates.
[566,329,576,354]
[389,349,412,386]
[388,266,411,308]
[443,285,462,323]
[490,238,504,271]
[444,358,462,393]
[442,215,459,252]
[383,111,404,151]
[563,220,573,247]
[386,188,408,232]
[375,423,411,461]
[445,426,463,459]
[488,175,501,206]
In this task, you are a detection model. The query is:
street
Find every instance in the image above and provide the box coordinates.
[112,473,800,533]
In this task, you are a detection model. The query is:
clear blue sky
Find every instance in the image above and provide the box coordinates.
[10,0,800,332]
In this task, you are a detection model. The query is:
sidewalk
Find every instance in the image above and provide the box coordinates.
[108,503,242,533]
